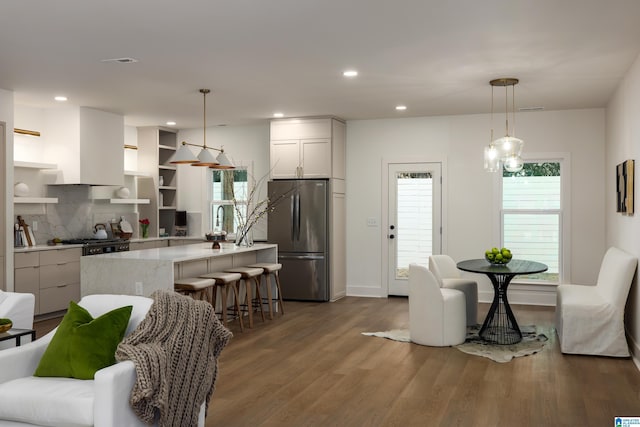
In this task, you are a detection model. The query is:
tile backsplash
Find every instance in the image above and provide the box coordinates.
[14,185,140,245]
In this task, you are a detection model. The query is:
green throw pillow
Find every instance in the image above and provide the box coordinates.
[35,301,133,380]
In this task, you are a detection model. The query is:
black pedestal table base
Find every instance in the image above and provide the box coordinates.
[480,272,521,344]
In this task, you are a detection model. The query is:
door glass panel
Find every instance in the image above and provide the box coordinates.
[395,172,433,278]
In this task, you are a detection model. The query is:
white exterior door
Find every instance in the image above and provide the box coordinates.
[387,162,442,296]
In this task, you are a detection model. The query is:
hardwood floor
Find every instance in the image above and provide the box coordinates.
[34,297,640,426]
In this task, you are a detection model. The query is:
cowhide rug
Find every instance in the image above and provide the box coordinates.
[362,325,549,363]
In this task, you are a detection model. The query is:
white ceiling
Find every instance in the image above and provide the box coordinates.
[2,0,640,129]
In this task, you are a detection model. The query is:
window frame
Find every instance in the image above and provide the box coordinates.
[494,153,571,285]
[209,166,250,235]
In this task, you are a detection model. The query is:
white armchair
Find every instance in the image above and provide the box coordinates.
[0,291,36,350]
[409,264,467,346]
[556,247,638,357]
[429,255,478,326]
[0,294,206,427]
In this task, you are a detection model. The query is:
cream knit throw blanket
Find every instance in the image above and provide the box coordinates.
[116,290,232,427]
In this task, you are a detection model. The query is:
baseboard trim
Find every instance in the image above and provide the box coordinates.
[346,286,387,298]
[628,332,640,372]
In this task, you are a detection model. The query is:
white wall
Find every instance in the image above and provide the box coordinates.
[0,88,14,289]
[177,123,270,239]
[346,109,606,301]
[606,52,640,357]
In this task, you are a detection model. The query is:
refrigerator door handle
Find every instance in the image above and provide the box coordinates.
[278,254,325,260]
[295,193,301,241]
[290,194,296,241]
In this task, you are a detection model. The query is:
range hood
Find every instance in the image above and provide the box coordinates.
[44,106,124,186]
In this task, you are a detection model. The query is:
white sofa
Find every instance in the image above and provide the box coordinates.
[0,294,205,427]
[556,247,638,357]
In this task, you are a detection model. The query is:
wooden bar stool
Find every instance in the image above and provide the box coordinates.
[174,277,217,304]
[224,266,265,328]
[248,262,285,319]
[199,271,244,332]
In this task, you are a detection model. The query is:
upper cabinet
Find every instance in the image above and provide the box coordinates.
[44,107,124,186]
[270,118,345,180]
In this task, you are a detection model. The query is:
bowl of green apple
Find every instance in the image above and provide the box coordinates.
[485,247,513,265]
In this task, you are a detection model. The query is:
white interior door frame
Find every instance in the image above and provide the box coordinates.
[381,156,448,297]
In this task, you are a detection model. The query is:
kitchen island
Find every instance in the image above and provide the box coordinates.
[81,242,277,297]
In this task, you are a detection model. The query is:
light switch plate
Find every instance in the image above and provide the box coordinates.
[366,217,378,227]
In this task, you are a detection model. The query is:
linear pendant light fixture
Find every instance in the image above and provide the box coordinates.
[170,89,235,169]
[484,78,524,173]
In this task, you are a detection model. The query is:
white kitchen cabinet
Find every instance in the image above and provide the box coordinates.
[137,127,179,238]
[330,192,346,301]
[129,240,168,251]
[270,139,331,179]
[15,248,81,315]
[270,118,345,180]
[44,106,124,185]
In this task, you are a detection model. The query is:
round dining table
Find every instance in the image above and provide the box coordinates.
[457,259,548,345]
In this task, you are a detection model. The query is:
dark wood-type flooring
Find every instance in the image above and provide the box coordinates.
[35,297,640,426]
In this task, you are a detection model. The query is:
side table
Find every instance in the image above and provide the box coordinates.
[0,328,36,347]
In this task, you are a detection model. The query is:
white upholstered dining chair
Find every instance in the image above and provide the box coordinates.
[409,264,467,346]
[556,247,638,357]
[429,255,478,326]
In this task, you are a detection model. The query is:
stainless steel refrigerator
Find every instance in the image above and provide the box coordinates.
[267,179,329,301]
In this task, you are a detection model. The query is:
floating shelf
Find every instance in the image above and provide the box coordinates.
[14,197,58,204]
[109,198,151,204]
[124,170,152,177]
[158,165,177,170]
[14,161,58,169]
[158,145,176,151]
[159,186,177,191]
[159,206,177,210]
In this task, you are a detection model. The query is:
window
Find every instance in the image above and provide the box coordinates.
[501,161,565,283]
[210,168,248,234]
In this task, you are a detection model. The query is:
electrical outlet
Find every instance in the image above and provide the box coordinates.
[135,282,143,295]
[32,221,38,231]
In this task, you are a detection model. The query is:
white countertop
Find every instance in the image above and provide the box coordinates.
[87,242,277,263]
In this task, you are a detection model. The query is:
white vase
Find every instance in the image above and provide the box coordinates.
[14,182,29,197]
[116,187,130,198]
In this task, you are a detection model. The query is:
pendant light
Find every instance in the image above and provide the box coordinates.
[170,89,235,169]
[484,78,524,173]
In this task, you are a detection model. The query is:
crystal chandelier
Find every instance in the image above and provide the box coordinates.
[484,78,524,173]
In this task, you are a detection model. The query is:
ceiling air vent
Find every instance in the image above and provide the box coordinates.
[101,57,138,64]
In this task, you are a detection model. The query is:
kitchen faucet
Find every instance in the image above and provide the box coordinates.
[215,205,225,230]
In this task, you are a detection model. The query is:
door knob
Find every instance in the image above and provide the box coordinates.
[389,234,395,239]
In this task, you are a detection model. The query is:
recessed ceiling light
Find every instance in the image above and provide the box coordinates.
[343,70,358,77]
[273,112,284,118]
[166,121,176,126]
[54,96,67,102]
[395,105,407,111]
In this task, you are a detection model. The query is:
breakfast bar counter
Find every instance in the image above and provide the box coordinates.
[81,242,277,297]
